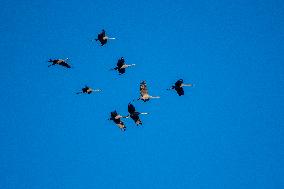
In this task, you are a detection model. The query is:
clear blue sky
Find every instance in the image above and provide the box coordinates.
[0,0,283,188]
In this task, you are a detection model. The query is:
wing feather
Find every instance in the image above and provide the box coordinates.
[140,81,148,97]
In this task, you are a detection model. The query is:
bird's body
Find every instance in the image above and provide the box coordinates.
[82,86,93,94]
[109,111,126,131]
[139,81,160,102]
[48,58,71,68]
[127,103,148,125]
[170,79,192,96]
[112,57,135,75]
[95,29,115,46]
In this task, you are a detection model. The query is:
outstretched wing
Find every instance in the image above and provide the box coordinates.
[176,87,184,96]
[98,30,106,39]
[100,39,107,46]
[175,79,183,88]
[110,111,118,119]
[128,103,136,114]
[117,58,125,68]
[59,61,71,68]
[118,68,126,74]
[140,81,148,97]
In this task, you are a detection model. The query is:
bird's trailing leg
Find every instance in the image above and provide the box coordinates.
[132,98,140,102]
[166,86,175,91]
[48,63,56,67]
[109,67,118,71]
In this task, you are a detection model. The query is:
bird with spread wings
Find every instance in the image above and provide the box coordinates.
[110,57,135,75]
[168,79,193,96]
[126,103,148,126]
[48,58,71,68]
[138,81,160,102]
[94,29,115,46]
[108,110,127,131]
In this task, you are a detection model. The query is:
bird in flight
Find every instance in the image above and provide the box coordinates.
[48,58,71,68]
[110,57,135,75]
[94,29,115,46]
[138,81,160,102]
[168,79,192,96]
[126,103,148,126]
[76,86,101,94]
[108,110,127,131]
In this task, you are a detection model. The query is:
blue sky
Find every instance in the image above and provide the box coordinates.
[0,0,283,188]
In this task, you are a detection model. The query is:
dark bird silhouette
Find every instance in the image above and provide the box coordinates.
[108,110,127,131]
[138,81,160,102]
[126,103,148,126]
[168,79,192,96]
[110,57,135,75]
[94,29,115,46]
[48,58,71,68]
[76,86,101,94]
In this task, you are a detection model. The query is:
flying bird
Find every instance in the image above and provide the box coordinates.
[76,86,101,94]
[138,81,160,102]
[94,29,115,46]
[110,57,135,75]
[126,103,148,126]
[48,58,71,68]
[168,79,192,96]
[108,110,127,131]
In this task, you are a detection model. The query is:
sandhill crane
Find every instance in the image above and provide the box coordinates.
[168,79,192,96]
[138,81,160,102]
[48,58,71,68]
[76,86,101,94]
[110,57,135,75]
[126,103,148,126]
[94,29,115,46]
[108,110,127,131]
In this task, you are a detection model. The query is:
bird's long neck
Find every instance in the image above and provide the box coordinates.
[149,95,160,99]
[182,84,193,87]
[103,36,116,40]
[93,89,101,92]
[140,112,148,115]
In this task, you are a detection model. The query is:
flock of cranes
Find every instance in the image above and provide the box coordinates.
[48,30,193,131]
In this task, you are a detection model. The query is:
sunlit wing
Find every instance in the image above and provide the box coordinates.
[140,81,148,97]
